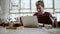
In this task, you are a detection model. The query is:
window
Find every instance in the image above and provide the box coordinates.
[54,0,60,21]
[9,0,60,21]
[43,0,53,13]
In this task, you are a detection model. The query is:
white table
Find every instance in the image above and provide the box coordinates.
[0,26,60,34]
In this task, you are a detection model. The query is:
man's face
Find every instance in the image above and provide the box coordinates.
[36,5,44,12]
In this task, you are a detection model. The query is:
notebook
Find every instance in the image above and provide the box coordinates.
[21,16,39,27]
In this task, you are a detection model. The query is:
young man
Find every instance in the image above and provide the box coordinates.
[33,0,53,25]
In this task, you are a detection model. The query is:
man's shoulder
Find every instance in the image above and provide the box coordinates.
[34,12,38,15]
[45,12,50,14]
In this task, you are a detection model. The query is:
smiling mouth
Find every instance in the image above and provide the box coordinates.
[38,10,41,11]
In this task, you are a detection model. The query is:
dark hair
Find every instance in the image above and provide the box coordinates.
[36,1,44,7]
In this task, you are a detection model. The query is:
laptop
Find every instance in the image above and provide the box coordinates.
[21,16,39,27]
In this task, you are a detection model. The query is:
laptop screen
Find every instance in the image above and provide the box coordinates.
[21,16,39,27]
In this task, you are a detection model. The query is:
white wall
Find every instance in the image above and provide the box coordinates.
[0,0,9,19]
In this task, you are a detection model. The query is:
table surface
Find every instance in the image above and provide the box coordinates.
[0,26,60,34]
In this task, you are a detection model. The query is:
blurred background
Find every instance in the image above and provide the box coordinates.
[0,0,60,21]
